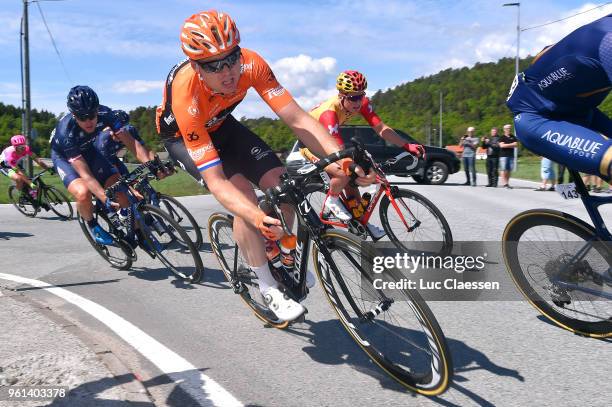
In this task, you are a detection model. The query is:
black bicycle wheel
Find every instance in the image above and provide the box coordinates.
[42,186,73,220]
[379,188,453,256]
[157,193,203,249]
[78,213,133,270]
[8,185,38,217]
[208,212,289,329]
[137,204,203,283]
[312,229,452,395]
[503,209,612,338]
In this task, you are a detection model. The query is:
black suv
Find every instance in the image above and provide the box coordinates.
[286,125,460,184]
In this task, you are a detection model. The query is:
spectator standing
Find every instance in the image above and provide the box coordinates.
[536,157,556,191]
[557,163,573,184]
[499,124,518,189]
[460,126,479,186]
[481,127,500,187]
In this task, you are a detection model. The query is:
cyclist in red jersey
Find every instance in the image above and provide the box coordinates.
[304,71,424,236]
[157,11,374,321]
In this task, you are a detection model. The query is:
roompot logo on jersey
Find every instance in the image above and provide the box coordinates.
[188,143,215,161]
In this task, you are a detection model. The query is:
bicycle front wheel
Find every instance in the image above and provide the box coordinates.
[43,186,73,220]
[503,209,612,337]
[8,185,37,217]
[379,188,453,255]
[138,204,204,283]
[78,213,133,270]
[312,229,452,396]
[208,212,289,329]
[157,193,203,249]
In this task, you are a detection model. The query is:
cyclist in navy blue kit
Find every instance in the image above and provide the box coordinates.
[94,113,159,177]
[51,85,131,244]
[506,14,612,181]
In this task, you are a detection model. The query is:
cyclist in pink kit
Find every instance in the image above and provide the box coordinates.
[0,135,52,198]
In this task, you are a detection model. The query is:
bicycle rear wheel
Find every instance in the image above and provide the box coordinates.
[138,204,203,283]
[78,213,133,270]
[157,193,203,249]
[208,212,289,328]
[379,188,453,256]
[312,229,452,396]
[43,186,73,220]
[8,185,37,217]
[503,209,612,337]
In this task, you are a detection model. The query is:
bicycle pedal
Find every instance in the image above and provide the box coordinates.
[231,280,246,294]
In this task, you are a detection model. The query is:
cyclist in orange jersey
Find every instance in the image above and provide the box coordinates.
[156,10,374,321]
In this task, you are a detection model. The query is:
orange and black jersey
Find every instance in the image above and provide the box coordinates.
[156,48,293,172]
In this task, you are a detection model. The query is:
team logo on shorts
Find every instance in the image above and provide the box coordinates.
[251,146,270,161]
[514,114,521,122]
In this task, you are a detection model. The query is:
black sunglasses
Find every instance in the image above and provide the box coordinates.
[74,112,98,121]
[195,47,241,73]
[344,93,365,102]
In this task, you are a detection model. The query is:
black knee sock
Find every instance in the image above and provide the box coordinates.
[86,219,98,229]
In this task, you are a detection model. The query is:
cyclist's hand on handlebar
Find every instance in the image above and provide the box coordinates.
[403,143,425,158]
[104,198,120,212]
[254,212,283,241]
[355,168,377,186]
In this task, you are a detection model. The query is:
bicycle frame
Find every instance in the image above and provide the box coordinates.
[317,151,419,235]
[543,169,612,300]
[570,169,612,240]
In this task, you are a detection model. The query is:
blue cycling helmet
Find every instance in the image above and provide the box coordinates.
[67,85,99,116]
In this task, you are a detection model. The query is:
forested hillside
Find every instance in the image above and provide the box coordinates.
[3,55,612,157]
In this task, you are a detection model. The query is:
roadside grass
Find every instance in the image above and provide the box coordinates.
[0,165,208,204]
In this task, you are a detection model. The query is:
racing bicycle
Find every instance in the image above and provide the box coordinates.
[208,147,453,396]
[7,168,73,220]
[78,159,204,282]
[502,168,612,338]
[291,139,453,255]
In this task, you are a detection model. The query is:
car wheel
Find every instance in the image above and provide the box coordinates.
[412,174,425,184]
[425,161,449,185]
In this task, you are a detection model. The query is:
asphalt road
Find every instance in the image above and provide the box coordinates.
[1,171,610,407]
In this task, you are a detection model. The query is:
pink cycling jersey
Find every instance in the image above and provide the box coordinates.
[0,145,32,168]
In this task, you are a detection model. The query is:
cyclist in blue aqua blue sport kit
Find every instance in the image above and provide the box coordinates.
[506,14,612,180]
[50,86,134,244]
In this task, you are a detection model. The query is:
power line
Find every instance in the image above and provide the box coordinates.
[34,0,72,84]
[522,2,612,31]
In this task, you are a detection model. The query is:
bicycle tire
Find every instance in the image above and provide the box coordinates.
[8,185,38,217]
[157,193,203,249]
[208,212,289,329]
[312,229,453,395]
[138,204,204,283]
[43,186,74,220]
[77,213,133,270]
[379,188,453,256]
[503,209,612,338]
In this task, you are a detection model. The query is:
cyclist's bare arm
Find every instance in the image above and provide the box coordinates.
[112,128,155,163]
[31,154,50,170]
[277,100,342,158]
[201,165,281,235]
[373,122,408,147]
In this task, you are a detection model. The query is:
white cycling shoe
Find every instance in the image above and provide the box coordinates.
[324,196,352,221]
[367,223,386,240]
[263,287,306,322]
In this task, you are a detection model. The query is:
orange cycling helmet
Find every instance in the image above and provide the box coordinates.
[336,70,367,93]
[180,10,240,60]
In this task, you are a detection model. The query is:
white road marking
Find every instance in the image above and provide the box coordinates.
[0,272,242,407]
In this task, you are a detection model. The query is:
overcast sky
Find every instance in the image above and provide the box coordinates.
[0,0,610,118]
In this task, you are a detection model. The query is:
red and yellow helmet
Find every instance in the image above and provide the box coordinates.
[180,10,240,60]
[336,70,367,93]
